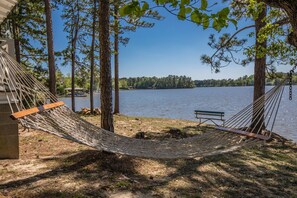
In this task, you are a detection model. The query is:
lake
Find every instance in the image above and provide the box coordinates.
[60,86,297,142]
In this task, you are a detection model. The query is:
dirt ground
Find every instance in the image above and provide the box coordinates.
[0,115,296,198]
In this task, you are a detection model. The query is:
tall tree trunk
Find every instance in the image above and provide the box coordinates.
[44,0,57,97]
[251,4,267,132]
[90,0,97,114]
[99,0,114,132]
[71,47,76,112]
[113,0,120,114]
[71,30,78,112]
[11,9,21,63]
[71,2,80,112]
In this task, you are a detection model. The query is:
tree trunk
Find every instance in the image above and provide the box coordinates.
[71,48,76,112]
[11,10,21,63]
[71,2,80,112]
[251,4,267,132]
[113,0,120,114]
[90,0,97,114]
[44,0,57,97]
[99,0,114,132]
[71,29,78,112]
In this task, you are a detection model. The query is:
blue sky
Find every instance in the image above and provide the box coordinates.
[51,4,290,80]
[117,7,253,80]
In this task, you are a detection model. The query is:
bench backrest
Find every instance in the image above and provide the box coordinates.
[195,110,224,117]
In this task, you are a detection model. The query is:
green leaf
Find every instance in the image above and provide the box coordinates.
[202,16,210,29]
[178,5,186,20]
[181,0,190,5]
[171,0,178,7]
[190,10,202,24]
[213,20,220,31]
[119,4,132,16]
[218,7,230,18]
[230,19,238,27]
[201,0,208,10]
[185,7,192,14]
[157,0,170,4]
[142,2,149,11]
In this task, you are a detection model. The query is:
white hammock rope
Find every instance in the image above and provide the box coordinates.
[0,48,286,159]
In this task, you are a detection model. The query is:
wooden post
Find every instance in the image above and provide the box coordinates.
[0,39,16,58]
[0,38,19,159]
[0,99,19,159]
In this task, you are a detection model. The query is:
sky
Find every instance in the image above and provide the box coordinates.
[51,3,290,81]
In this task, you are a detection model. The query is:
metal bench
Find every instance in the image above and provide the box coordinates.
[194,110,225,126]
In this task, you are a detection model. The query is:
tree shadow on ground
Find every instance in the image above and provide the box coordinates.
[134,125,210,140]
[0,126,296,197]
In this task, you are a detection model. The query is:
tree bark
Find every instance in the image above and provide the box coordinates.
[11,8,21,63]
[44,0,57,97]
[71,1,80,112]
[99,0,114,132]
[251,4,267,132]
[90,0,97,114]
[113,0,120,114]
[71,45,76,112]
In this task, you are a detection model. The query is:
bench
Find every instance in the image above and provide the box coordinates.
[194,110,225,126]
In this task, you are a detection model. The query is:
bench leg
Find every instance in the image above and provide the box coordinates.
[209,119,220,126]
[197,119,211,126]
[196,118,224,127]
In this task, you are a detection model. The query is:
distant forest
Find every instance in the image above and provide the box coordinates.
[56,73,297,93]
[195,73,297,87]
[115,73,297,90]
[118,75,195,89]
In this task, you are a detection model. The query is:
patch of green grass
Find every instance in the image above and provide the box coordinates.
[114,180,132,189]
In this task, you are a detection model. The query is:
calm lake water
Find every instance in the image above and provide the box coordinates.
[60,86,297,142]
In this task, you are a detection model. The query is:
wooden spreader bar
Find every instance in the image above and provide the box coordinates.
[215,126,270,141]
[11,101,65,120]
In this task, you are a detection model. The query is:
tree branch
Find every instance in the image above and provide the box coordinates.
[210,17,290,61]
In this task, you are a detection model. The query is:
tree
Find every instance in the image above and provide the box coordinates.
[252,3,267,131]
[90,0,98,114]
[262,0,297,48]
[99,0,232,130]
[106,0,297,132]
[200,0,297,132]
[11,8,21,63]
[121,0,297,50]
[113,0,120,114]
[44,0,57,97]
[2,0,48,70]
[60,0,86,112]
[99,0,114,132]
[120,0,233,32]
[112,1,162,114]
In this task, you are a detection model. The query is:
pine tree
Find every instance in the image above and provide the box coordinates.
[89,0,98,114]
[60,0,87,111]
[2,0,48,75]
[112,2,163,114]
[44,0,57,97]
[99,0,114,131]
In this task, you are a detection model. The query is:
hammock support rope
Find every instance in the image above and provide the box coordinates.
[0,48,289,159]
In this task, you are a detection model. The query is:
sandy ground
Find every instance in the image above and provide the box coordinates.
[0,114,296,198]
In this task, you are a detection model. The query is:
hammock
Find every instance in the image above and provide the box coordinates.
[0,48,287,159]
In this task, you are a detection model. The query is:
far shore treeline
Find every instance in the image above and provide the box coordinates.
[195,73,297,87]
[118,75,195,89]
[56,72,297,95]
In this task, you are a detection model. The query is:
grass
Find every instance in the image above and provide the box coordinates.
[0,114,296,197]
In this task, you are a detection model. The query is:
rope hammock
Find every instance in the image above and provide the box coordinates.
[0,48,290,159]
